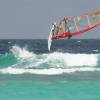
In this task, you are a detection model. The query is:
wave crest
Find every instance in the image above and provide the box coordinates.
[9,45,99,68]
[10,45,34,59]
[0,67,100,75]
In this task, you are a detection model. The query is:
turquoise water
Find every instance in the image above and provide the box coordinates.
[0,39,100,100]
[0,81,100,100]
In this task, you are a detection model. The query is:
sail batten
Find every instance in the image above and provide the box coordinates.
[74,17,79,32]
[86,15,91,26]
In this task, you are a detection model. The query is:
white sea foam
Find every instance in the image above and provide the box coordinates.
[1,45,100,75]
[10,45,99,68]
[46,52,98,67]
[11,45,34,59]
[0,67,100,75]
[77,40,81,43]
[93,49,99,52]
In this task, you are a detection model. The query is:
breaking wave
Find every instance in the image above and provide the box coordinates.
[0,67,100,75]
[0,45,100,75]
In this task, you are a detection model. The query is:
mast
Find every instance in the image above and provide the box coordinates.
[99,14,100,22]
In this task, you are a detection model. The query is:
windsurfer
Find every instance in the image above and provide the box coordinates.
[52,17,72,39]
[48,10,100,51]
[52,22,59,36]
[58,17,72,38]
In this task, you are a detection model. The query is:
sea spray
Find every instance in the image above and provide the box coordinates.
[0,45,100,75]
[10,45,34,59]
[7,45,100,68]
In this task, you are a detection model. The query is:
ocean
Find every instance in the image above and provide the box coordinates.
[0,39,100,100]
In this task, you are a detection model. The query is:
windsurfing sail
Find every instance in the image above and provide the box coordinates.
[48,11,100,51]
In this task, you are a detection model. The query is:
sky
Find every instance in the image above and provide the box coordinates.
[0,0,100,39]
